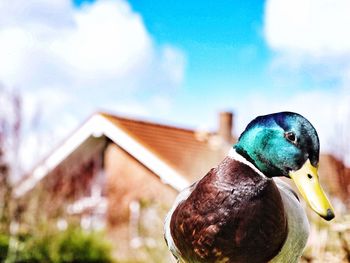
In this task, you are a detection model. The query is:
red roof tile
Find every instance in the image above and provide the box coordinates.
[100,112,233,181]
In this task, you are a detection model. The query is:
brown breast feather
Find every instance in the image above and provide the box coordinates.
[170,157,288,263]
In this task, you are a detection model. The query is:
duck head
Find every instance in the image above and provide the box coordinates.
[234,111,335,221]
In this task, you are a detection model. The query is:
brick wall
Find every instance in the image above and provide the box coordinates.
[104,143,178,226]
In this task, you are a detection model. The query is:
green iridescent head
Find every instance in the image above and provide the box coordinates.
[234,112,334,221]
[234,112,319,178]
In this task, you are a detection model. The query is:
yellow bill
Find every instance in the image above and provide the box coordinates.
[289,159,335,221]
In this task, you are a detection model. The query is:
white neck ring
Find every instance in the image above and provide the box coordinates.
[227,148,267,178]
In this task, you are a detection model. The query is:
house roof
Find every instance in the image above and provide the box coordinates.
[15,112,232,197]
[101,113,227,180]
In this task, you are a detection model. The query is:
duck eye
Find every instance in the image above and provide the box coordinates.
[285,132,297,144]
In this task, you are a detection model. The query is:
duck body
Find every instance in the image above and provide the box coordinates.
[165,149,309,263]
[165,112,333,263]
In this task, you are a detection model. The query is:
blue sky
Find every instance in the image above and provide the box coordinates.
[1,0,350,171]
[119,0,273,118]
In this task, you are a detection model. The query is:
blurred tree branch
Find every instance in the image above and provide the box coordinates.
[0,84,22,235]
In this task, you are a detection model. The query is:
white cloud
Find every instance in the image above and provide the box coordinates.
[0,0,185,90]
[0,0,186,173]
[262,0,350,164]
[263,0,350,84]
[51,0,153,77]
[264,0,350,55]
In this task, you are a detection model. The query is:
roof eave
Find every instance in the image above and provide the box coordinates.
[14,114,190,197]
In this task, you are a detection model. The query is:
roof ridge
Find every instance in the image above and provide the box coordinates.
[97,111,213,134]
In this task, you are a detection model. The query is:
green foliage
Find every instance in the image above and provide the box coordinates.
[56,227,113,263]
[15,232,53,263]
[0,233,9,261]
[14,227,113,263]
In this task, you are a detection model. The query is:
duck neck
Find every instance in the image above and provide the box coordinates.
[228,148,267,179]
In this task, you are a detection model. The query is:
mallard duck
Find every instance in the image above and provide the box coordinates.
[164,112,334,263]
